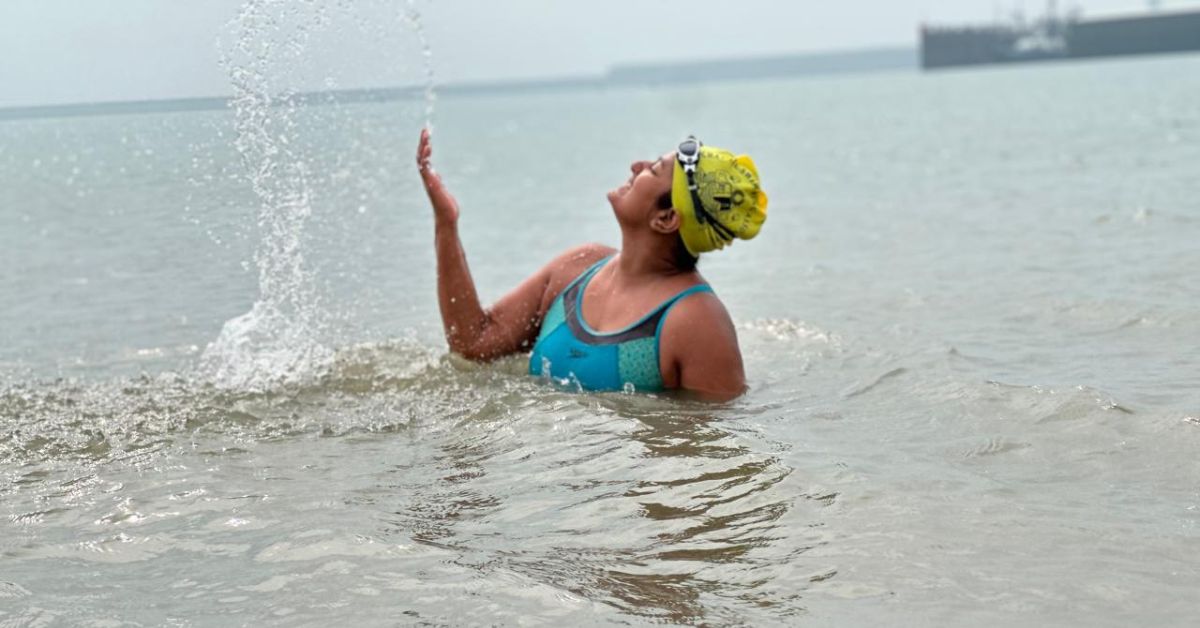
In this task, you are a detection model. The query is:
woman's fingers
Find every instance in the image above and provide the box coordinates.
[416,126,457,222]
[416,128,432,169]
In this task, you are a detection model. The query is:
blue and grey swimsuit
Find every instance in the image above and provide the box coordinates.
[528,256,713,392]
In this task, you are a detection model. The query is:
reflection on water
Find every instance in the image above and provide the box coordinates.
[365,389,809,623]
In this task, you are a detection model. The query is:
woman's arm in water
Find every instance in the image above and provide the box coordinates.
[416,129,610,361]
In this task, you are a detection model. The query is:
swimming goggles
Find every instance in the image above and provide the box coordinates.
[677,136,736,240]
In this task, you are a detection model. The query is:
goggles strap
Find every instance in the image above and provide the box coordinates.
[678,136,736,241]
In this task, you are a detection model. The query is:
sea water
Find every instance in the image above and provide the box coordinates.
[1,38,1199,627]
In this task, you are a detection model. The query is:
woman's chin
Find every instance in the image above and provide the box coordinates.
[606,180,637,212]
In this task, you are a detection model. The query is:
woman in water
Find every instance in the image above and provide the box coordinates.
[416,129,767,401]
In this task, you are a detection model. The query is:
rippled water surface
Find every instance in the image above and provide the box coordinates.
[3,50,1200,626]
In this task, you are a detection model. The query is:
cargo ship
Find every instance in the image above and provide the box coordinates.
[921,1,1200,70]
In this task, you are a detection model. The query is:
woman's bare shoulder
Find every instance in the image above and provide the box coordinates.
[547,242,615,282]
[658,291,746,398]
[659,291,741,368]
[666,290,735,333]
[537,242,616,305]
[554,242,616,266]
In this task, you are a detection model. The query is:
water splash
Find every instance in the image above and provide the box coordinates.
[198,0,438,390]
[201,0,334,390]
[403,0,437,131]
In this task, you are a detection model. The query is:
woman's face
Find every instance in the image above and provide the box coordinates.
[608,151,675,225]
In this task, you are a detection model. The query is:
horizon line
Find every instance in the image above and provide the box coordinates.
[0,45,916,122]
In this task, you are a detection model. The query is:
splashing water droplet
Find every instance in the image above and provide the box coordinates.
[403,0,437,132]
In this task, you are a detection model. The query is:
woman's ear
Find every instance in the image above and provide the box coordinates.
[649,207,681,235]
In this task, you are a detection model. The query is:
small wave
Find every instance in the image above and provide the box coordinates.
[1049,299,1178,336]
[841,367,907,399]
[319,339,445,393]
[946,346,1000,366]
[978,381,1136,423]
[740,318,839,345]
[1034,386,1136,423]
[0,581,32,599]
[0,339,462,468]
[962,436,1033,459]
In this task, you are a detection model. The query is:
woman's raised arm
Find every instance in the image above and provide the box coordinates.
[416,129,609,361]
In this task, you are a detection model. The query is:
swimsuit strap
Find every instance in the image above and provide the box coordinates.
[565,258,713,346]
[562,255,613,296]
[653,284,716,339]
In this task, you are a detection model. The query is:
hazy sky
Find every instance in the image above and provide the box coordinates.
[2,0,1197,107]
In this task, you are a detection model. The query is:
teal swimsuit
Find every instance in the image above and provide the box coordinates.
[528,257,714,392]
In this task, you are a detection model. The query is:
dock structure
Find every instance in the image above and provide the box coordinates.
[921,4,1200,70]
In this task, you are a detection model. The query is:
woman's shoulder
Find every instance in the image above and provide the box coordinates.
[538,242,616,306]
[558,242,617,265]
[658,288,745,397]
[547,242,616,281]
[660,287,739,360]
[664,287,733,331]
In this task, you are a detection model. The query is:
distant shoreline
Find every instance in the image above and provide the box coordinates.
[0,46,914,122]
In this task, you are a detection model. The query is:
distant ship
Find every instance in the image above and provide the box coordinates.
[921,1,1200,70]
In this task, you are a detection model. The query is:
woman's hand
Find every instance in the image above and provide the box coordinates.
[416,127,460,225]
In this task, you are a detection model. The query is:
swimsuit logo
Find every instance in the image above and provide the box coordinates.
[569,348,588,359]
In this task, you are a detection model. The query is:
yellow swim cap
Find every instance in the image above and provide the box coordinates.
[671,142,768,256]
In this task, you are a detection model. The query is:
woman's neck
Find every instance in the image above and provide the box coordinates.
[615,231,690,280]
